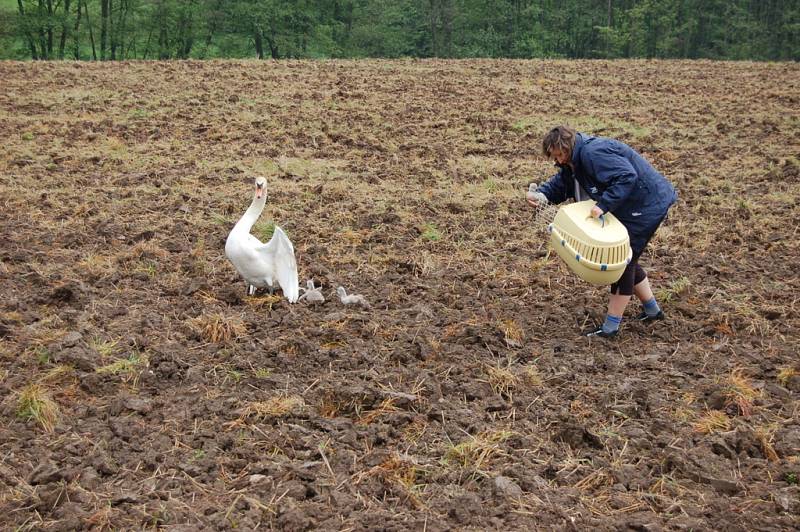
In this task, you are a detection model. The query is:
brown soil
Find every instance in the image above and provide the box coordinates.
[1,59,799,530]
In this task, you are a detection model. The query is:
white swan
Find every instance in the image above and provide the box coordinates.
[298,280,324,303]
[336,286,370,309]
[225,177,299,303]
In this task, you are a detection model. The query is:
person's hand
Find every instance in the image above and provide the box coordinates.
[590,205,604,218]
[527,183,548,206]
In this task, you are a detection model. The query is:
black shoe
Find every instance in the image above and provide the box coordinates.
[634,310,665,323]
[582,326,618,338]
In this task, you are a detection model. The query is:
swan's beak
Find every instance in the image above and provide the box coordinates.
[255,184,264,199]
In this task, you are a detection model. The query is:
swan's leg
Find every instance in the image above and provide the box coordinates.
[247,284,256,296]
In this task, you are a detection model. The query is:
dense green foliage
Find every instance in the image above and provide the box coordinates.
[1,0,797,61]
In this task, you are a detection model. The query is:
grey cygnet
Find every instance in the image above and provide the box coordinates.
[298,280,325,303]
[336,286,370,308]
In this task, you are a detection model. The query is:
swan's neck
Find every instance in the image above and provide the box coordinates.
[232,195,266,234]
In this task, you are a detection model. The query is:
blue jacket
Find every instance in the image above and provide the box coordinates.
[537,133,677,253]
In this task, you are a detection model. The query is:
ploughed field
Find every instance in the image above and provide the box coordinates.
[0,59,798,530]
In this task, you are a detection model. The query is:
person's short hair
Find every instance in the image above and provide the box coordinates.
[542,125,577,158]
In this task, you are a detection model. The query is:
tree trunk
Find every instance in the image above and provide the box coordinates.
[441,0,452,57]
[85,0,97,60]
[100,0,108,60]
[46,0,55,57]
[426,0,454,57]
[606,0,612,58]
[17,0,39,59]
[59,0,72,59]
[143,27,153,59]
[118,0,129,59]
[177,8,194,58]
[254,24,264,59]
[429,0,437,56]
[110,0,117,60]
[73,0,83,59]
[268,36,279,59]
[204,0,224,51]
[266,21,279,59]
[158,0,169,59]
[183,34,194,59]
[38,0,47,59]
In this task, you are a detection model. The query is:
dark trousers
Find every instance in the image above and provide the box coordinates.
[609,215,667,296]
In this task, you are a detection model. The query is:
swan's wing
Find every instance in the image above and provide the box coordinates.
[259,226,299,303]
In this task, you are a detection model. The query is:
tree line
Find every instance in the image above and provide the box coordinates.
[1,0,797,61]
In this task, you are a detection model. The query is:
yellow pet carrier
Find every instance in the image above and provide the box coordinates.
[548,200,632,285]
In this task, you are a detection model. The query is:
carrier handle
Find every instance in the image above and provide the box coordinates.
[585,214,606,228]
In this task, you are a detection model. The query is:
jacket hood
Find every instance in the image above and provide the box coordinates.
[571,132,589,166]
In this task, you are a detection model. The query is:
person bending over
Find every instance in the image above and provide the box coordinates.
[527,125,677,338]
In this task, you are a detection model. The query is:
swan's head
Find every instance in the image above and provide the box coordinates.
[307,280,316,290]
[253,176,267,199]
[336,286,346,298]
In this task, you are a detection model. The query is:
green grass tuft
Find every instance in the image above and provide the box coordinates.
[17,383,59,432]
[421,223,441,242]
